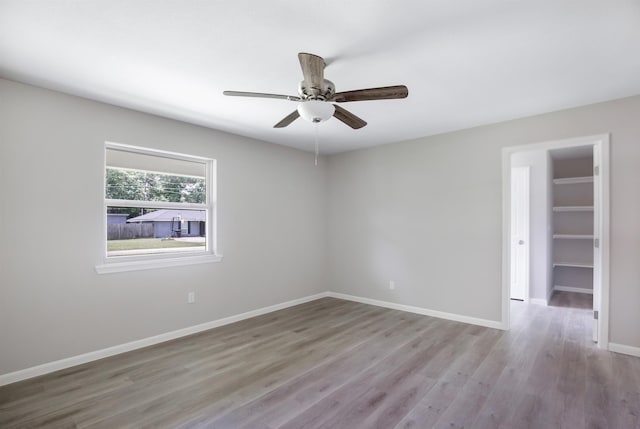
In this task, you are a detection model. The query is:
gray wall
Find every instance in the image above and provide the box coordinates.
[327,95,640,349]
[0,79,327,375]
[2,77,640,376]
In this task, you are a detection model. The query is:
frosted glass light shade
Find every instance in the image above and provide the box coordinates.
[297,100,335,123]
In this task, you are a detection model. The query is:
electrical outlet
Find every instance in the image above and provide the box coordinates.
[188,292,195,304]
[389,281,395,290]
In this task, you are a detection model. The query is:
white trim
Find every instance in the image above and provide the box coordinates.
[207,158,219,257]
[501,149,511,332]
[502,133,610,349]
[0,292,329,386]
[609,343,640,358]
[95,253,223,274]
[596,137,610,348]
[553,285,593,294]
[530,298,548,306]
[326,292,505,330]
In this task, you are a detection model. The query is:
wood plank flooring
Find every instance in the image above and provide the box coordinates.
[1,293,639,428]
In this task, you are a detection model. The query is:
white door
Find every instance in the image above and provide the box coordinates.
[592,146,600,342]
[510,166,530,301]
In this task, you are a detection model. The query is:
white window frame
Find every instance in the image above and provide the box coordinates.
[95,142,222,274]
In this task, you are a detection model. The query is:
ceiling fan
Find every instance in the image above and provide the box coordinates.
[223,53,409,129]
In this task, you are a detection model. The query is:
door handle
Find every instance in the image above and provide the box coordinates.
[518,240,525,245]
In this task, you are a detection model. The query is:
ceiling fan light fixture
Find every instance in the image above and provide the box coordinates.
[297,100,335,123]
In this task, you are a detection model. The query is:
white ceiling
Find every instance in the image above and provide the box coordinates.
[1,1,640,154]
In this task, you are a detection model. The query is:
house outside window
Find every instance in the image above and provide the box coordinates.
[97,142,220,273]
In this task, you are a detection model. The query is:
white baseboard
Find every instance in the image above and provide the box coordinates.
[609,342,640,358]
[554,285,593,294]
[0,292,329,387]
[530,298,548,306]
[15,289,627,387]
[326,292,506,330]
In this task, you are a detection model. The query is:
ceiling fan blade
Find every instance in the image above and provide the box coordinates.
[223,91,300,101]
[333,105,367,129]
[274,110,300,128]
[298,52,325,89]
[332,85,408,103]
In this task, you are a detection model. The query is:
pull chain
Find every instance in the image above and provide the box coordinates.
[314,122,319,166]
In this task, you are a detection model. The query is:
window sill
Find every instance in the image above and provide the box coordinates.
[95,253,223,274]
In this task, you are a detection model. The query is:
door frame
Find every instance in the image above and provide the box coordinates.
[501,134,610,349]
[510,166,530,301]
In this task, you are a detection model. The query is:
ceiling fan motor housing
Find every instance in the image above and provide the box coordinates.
[298,79,335,101]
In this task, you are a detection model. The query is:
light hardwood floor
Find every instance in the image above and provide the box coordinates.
[1,294,638,428]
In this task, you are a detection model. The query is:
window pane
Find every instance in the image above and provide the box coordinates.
[105,168,206,203]
[107,207,206,257]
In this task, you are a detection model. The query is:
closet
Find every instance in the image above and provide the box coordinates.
[551,151,594,295]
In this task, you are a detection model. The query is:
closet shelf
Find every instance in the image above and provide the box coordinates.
[553,262,594,268]
[553,234,594,239]
[553,206,594,212]
[553,176,594,185]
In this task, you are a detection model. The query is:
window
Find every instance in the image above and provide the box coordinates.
[96,142,221,274]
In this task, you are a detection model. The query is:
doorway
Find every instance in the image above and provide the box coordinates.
[549,146,599,341]
[501,134,610,348]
